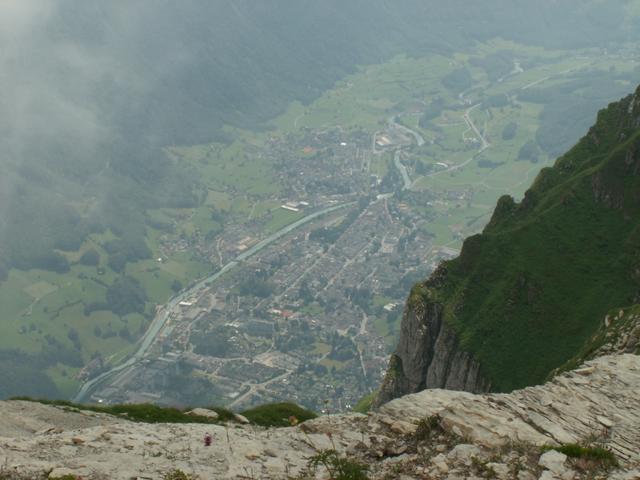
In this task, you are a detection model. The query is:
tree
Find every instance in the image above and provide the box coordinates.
[106,276,147,317]
[33,252,70,273]
[67,328,81,351]
[79,248,100,266]
[108,252,127,273]
[442,67,473,93]
[0,255,9,282]
[239,277,275,298]
[518,140,540,163]
[502,121,518,140]
[171,279,183,293]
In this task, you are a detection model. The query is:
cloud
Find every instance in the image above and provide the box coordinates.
[0,0,52,38]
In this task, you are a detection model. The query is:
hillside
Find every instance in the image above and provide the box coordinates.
[3,0,637,280]
[377,84,640,403]
[0,354,638,479]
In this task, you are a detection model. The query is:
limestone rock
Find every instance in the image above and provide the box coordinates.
[233,413,250,424]
[487,462,510,480]
[186,408,219,420]
[609,470,640,480]
[0,354,637,479]
[375,293,489,407]
[389,420,417,435]
[432,453,449,473]
[539,450,568,475]
[518,471,537,480]
[379,354,640,464]
[49,467,85,478]
[447,444,482,466]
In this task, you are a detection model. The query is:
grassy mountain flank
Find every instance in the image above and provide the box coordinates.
[417,85,640,392]
[553,305,640,376]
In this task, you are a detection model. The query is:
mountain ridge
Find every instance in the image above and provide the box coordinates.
[377,84,640,404]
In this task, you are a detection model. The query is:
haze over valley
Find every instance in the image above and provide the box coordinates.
[1,0,640,414]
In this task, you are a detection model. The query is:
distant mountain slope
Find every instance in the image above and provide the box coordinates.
[1,0,638,278]
[377,84,640,402]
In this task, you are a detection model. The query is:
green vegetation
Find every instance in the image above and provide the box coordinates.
[305,450,369,480]
[414,415,444,443]
[240,402,317,427]
[517,140,540,163]
[414,85,640,391]
[163,470,196,480]
[1,2,640,399]
[554,305,640,377]
[10,397,318,428]
[352,392,375,414]
[10,398,221,425]
[502,121,518,140]
[442,67,473,93]
[543,444,619,469]
[470,457,498,479]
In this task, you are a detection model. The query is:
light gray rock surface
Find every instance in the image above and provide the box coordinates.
[374,273,490,407]
[379,354,640,465]
[186,408,219,420]
[0,354,638,479]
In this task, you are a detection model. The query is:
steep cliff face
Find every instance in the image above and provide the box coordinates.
[377,84,640,404]
[375,273,489,406]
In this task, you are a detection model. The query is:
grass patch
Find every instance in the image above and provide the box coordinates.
[543,444,619,469]
[240,402,317,427]
[264,208,305,234]
[11,398,222,425]
[305,449,369,480]
[414,415,444,443]
[11,397,316,428]
[163,470,196,480]
[352,392,375,414]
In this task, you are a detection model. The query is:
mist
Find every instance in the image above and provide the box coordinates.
[0,0,639,402]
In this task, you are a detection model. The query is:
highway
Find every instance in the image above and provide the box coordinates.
[72,202,354,403]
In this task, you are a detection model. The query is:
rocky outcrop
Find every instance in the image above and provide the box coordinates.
[0,354,638,479]
[375,276,489,407]
[377,86,640,396]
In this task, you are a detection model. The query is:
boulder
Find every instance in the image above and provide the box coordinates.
[233,413,250,424]
[447,444,482,466]
[539,450,568,476]
[432,453,449,473]
[487,462,510,480]
[186,408,219,420]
